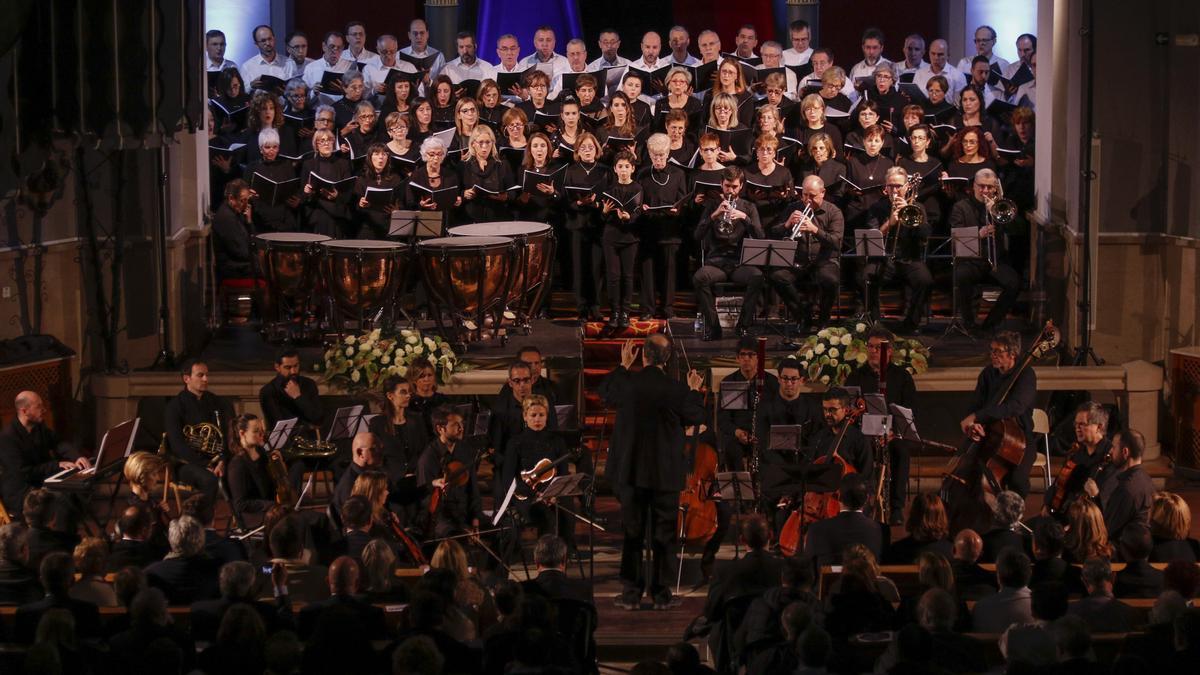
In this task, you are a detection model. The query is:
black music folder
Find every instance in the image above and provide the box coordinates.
[250,173,301,207]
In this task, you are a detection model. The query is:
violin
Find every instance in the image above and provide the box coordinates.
[428,459,470,514]
[516,450,581,501]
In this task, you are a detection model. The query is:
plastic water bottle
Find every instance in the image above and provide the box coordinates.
[694,313,703,334]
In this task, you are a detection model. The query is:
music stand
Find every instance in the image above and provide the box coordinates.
[854,229,887,322]
[265,418,298,452]
[719,381,752,412]
[712,470,755,560]
[327,405,367,442]
[940,227,982,341]
[740,239,798,338]
[388,210,443,242]
[861,393,891,437]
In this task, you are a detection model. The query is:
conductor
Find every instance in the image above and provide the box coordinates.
[600,335,705,610]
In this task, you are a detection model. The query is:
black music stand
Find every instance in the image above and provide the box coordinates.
[535,473,602,581]
[719,381,751,412]
[388,210,443,242]
[265,418,298,452]
[740,239,798,338]
[854,229,887,323]
[327,405,367,442]
[712,470,755,561]
[939,227,982,341]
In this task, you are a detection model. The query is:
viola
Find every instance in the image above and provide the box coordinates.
[516,450,581,501]
[428,459,470,515]
[386,511,429,566]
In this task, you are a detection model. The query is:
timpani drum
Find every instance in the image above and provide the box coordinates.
[253,232,330,324]
[417,236,516,341]
[319,239,410,327]
[446,221,555,325]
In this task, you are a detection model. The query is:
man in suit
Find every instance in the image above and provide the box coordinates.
[337,495,374,563]
[266,512,329,603]
[21,488,79,571]
[0,391,88,523]
[144,515,220,605]
[108,505,163,571]
[182,493,247,565]
[951,528,998,600]
[804,473,888,566]
[1085,428,1155,560]
[600,335,705,609]
[702,515,783,671]
[971,547,1034,633]
[1113,528,1163,598]
[1029,518,1083,596]
[298,556,386,640]
[13,551,101,643]
[190,560,294,641]
[1068,557,1140,633]
[522,534,593,605]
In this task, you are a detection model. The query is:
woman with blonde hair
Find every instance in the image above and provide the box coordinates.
[705,92,750,165]
[431,539,496,630]
[1063,499,1113,563]
[461,124,514,223]
[701,58,754,128]
[1150,491,1200,562]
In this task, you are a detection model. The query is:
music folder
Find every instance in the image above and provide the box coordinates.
[365,186,398,210]
[46,417,140,484]
[250,173,301,207]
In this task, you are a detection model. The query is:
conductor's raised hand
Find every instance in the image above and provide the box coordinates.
[686,369,704,392]
[620,340,639,369]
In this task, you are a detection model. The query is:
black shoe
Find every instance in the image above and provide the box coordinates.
[614,595,640,611]
[588,306,604,321]
[617,311,630,328]
[652,593,675,610]
[606,310,621,329]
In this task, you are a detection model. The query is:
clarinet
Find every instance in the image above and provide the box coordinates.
[873,340,891,523]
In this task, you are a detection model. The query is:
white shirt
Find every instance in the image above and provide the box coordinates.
[913,64,968,103]
[670,53,701,67]
[240,53,290,87]
[303,57,354,91]
[588,55,630,70]
[896,60,929,78]
[1010,80,1035,108]
[781,47,813,67]
[521,51,570,73]
[284,58,314,80]
[401,46,446,81]
[549,62,591,99]
[629,56,668,72]
[442,57,498,84]
[363,59,419,92]
[956,53,1010,78]
[341,47,378,66]
[206,58,238,72]
[587,55,630,96]
[848,57,893,86]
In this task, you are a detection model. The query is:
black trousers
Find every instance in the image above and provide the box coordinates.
[639,240,680,315]
[603,239,638,314]
[886,439,910,514]
[176,461,220,505]
[569,228,603,312]
[693,262,765,329]
[617,485,678,600]
[954,259,1021,329]
[857,258,933,325]
[769,260,839,323]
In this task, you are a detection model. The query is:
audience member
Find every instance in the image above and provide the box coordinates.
[1067,556,1140,633]
[1113,527,1164,597]
[198,603,268,675]
[297,556,386,640]
[803,473,888,565]
[950,528,997,600]
[266,513,330,602]
[106,588,196,675]
[1030,518,1084,595]
[14,551,101,643]
[190,560,294,641]
[68,537,117,607]
[1149,491,1200,562]
[522,534,593,604]
[360,537,411,603]
[971,548,1034,633]
[982,490,1031,562]
[885,492,953,563]
[0,522,40,605]
[144,515,220,604]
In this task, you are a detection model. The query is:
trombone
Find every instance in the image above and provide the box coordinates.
[984,183,1017,269]
[886,174,925,261]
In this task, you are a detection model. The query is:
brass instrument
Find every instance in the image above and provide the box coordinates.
[886,174,925,261]
[282,434,339,460]
[182,422,225,463]
[984,183,1017,269]
[788,203,815,242]
[714,194,738,237]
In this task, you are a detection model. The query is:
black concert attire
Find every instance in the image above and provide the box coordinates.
[258,373,323,429]
[514,161,564,224]
[808,419,873,476]
[742,164,794,232]
[404,165,461,224]
[998,132,1035,273]
[845,128,897,162]
[488,393,559,503]
[845,363,919,517]
[416,439,482,540]
[387,143,421,181]
[842,152,893,230]
[716,370,780,472]
[965,363,1037,497]
[300,153,354,238]
[948,195,1021,331]
[163,389,234,503]
[0,419,81,523]
[515,99,562,134]
[211,201,255,280]
[246,157,299,233]
[799,157,847,203]
[353,170,404,239]
[280,105,314,156]
[599,180,644,322]
[789,123,843,161]
[701,89,756,129]
[500,427,575,548]
[562,161,609,317]
[407,390,451,438]
[754,392,823,531]
[599,363,705,605]
[1046,438,1111,518]
[692,196,766,337]
[943,158,996,202]
[653,97,704,137]
[460,156,516,223]
[226,449,275,524]
[1096,463,1155,560]
[897,155,945,231]
[766,198,844,327]
[366,414,429,520]
[856,198,932,328]
[637,164,689,317]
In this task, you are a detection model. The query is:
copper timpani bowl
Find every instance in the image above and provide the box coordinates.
[318,239,410,317]
[446,221,554,309]
[417,236,515,316]
[254,232,330,302]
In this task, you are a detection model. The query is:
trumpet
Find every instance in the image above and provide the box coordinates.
[714,193,738,237]
[788,203,815,241]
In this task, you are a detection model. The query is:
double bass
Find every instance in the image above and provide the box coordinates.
[941,322,1059,532]
[676,336,719,547]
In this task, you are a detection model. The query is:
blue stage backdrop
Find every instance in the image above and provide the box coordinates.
[477,0,583,60]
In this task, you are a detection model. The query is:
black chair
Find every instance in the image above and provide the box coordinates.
[713,593,760,675]
[553,597,598,675]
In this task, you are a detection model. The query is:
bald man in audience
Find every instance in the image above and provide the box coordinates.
[0,391,87,523]
[298,556,386,640]
[951,529,997,600]
[333,433,382,515]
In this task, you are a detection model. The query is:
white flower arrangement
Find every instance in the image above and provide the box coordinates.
[320,328,465,392]
[791,323,932,386]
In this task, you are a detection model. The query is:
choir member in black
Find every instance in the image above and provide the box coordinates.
[790,95,844,163]
[663,110,697,168]
[429,76,457,130]
[843,125,894,229]
[498,107,531,177]
[618,74,653,130]
[515,132,563,222]
[654,68,703,137]
[489,361,560,501]
[240,91,291,166]
[352,144,403,238]
[1084,429,1155,560]
[379,75,414,119]
[382,112,420,180]
[332,71,369,130]
[0,391,88,523]
[997,107,1035,273]
[897,124,944,230]
[500,396,575,548]
[600,151,644,328]
[409,98,435,146]
[706,93,750,166]
[753,105,785,145]
[562,133,608,321]
[367,375,430,521]
[211,69,250,136]
[405,136,462,215]
[702,59,755,129]
[809,388,872,475]
[844,327,920,524]
[941,127,997,202]
[163,359,233,503]
[754,359,823,531]
[692,167,765,340]
[574,75,608,127]
[247,129,300,232]
[405,360,451,438]
[515,70,561,135]
[476,79,505,130]
[952,88,998,141]
[225,414,276,526]
[259,347,323,430]
[341,102,383,169]
[893,105,925,159]
[600,336,705,609]
[551,97,584,161]
[718,337,781,472]
[211,179,256,281]
[743,134,794,230]
[461,125,515,223]
[301,129,353,238]
[860,65,904,132]
[950,168,1020,333]
[637,133,689,318]
[799,133,846,204]
[857,166,933,331]
[958,331,1037,496]
[446,98,480,164]
[417,407,482,541]
[207,113,241,212]
[922,76,958,124]
[758,72,796,126]
[1042,401,1111,519]
[815,67,854,122]
[599,93,641,167]
[845,101,896,160]
[769,175,844,330]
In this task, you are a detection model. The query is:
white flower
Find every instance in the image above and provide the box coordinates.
[371,349,381,358]
[370,328,382,339]
[820,375,830,384]
[897,349,908,358]
[350,369,361,383]
[817,329,830,339]
[804,350,815,360]
[855,322,867,333]
[424,337,436,350]
[406,335,419,345]
[830,358,839,366]
[344,335,356,345]
[345,347,355,357]
[395,365,407,377]
[312,363,321,372]
[413,345,424,355]
[814,343,826,354]
[829,348,839,358]
[841,334,852,346]
[856,353,868,364]
[401,329,413,338]
[380,355,390,364]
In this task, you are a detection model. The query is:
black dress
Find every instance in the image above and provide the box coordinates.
[459,157,516,223]
[300,154,354,237]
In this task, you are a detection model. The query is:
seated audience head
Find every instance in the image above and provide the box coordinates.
[1032,581,1069,621]
[360,538,397,593]
[492,579,523,618]
[22,488,56,529]
[265,631,304,675]
[781,601,814,640]
[994,490,1025,528]
[131,587,170,628]
[838,473,869,511]
[666,642,701,675]
[181,493,216,527]
[0,522,29,565]
[167,515,205,557]
[916,551,955,591]
[417,567,459,605]
[340,494,371,531]
[117,504,153,541]
[1122,526,1153,562]
[113,566,147,608]
[996,548,1033,590]
[907,493,949,543]
[1164,560,1200,598]
[953,528,983,563]
[1149,590,1187,627]
[73,537,108,580]
[917,588,956,632]
[1053,614,1093,662]
[328,555,360,595]
[1151,491,1190,541]
[392,634,445,675]
[218,602,266,648]
[782,555,815,591]
[1065,499,1113,561]
[268,513,306,560]
[408,590,445,630]
[430,539,470,580]
[742,514,770,551]
[1033,518,1065,560]
[39,551,74,596]
[1080,556,1114,594]
[218,560,257,600]
[534,534,568,570]
[350,432,381,468]
[797,626,832,669]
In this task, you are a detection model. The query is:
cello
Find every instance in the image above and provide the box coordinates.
[941,321,1060,532]
[676,336,719,547]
